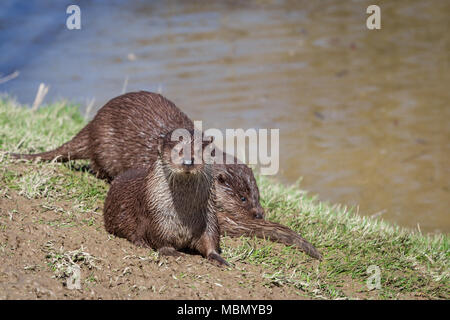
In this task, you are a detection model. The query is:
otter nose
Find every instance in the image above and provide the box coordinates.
[251,207,264,219]
[183,159,193,166]
[255,210,264,219]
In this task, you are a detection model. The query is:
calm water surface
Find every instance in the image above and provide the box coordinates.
[1,0,449,233]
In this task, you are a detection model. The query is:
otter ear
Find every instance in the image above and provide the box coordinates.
[203,135,214,145]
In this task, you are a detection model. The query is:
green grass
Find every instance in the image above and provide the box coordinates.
[253,179,449,298]
[0,96,448,299]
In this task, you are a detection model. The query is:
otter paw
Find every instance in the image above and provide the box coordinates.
[208,252,229,267]
[158,247,182,257]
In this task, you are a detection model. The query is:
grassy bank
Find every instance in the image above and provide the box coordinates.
[0,96,448,299]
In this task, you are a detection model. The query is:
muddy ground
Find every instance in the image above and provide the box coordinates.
[1,161,439,300]
[0,186,315,300]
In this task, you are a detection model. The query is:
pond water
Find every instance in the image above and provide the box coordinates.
[1,0,449,233]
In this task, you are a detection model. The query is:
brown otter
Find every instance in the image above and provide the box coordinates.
[104,129,228,265]
[12,91,322,259]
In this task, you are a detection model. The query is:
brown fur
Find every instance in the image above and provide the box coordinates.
[12,91,321,259]
[11,91,263,219]
[218,213,322,260]
[103,131,227,265]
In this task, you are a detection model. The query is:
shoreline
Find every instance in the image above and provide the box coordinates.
[0,96,448,299]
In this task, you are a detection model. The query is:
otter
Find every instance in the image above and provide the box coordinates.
[104,129,228,265]
[12,91,322,259]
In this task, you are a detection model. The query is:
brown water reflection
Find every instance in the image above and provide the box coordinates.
[3,0,449,232]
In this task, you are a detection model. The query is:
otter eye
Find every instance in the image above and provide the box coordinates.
[241,197,247,202]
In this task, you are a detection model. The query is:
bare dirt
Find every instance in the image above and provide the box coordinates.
[0,189,313,300]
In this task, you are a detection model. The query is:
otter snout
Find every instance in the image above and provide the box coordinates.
[251,207,265,219]
[181,158,198,174]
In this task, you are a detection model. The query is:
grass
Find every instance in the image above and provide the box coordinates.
[0,95,448,299]
[44,241,100,277]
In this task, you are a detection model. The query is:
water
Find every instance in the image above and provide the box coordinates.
[1,0,449,233]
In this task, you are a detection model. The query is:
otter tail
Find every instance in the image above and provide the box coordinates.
[10,124,90,162]
[218,212,322,260]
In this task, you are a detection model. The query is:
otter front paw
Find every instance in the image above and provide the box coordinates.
[158,247,182,257]
[208,252,229,267]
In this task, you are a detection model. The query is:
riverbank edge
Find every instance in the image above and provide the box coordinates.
[0,96,448,299]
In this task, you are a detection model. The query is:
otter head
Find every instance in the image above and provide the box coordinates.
[215,163,265,220]
[157,129,214,178]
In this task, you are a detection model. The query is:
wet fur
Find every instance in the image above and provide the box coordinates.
[218,213,322,260]
[12,91,321,259]
[104,142,227,265]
